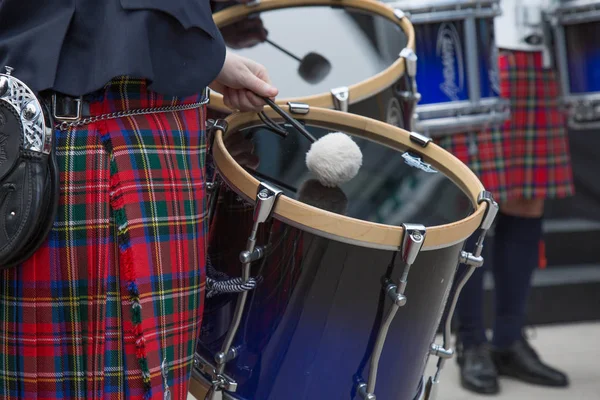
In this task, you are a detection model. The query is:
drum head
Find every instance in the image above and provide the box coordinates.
[229,122,473,227]
[221,6,408,98]
[213,107,489,250]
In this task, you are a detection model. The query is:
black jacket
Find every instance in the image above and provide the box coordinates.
[0,0,226,97]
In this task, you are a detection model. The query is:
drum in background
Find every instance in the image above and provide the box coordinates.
[191,106,498,400]
[547,0,600,129]
[209,0,419,130]
[387,0,510,136]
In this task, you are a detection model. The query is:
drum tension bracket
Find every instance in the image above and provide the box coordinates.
[194,354,238,393]
[331,87,349,112]
[355,224,426,400]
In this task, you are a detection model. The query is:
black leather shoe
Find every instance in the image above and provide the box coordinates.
[492,339,569,387]
[457,344,500,394]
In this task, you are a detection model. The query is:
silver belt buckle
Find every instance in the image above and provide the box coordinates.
[52,93,82,121]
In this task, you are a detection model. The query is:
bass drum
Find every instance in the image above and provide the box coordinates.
[208,0,418,130]
[191,105,497,400]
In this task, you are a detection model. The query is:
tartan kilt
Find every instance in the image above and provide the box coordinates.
[436,50,575,202]
[0,78,207,400]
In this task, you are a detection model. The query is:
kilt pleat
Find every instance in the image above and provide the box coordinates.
[436,50,575,202]
[0,78,207,400]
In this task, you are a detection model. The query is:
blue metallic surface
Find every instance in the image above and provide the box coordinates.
[414,18,499,105]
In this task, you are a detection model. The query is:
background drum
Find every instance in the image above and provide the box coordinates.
[547,0,600,129]
[209,0,418,130]
[387,0,510,136]
[192,106,498,399]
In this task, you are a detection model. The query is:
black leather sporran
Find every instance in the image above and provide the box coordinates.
[0,67,59,269]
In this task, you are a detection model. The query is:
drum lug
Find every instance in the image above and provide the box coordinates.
[458,251,484,268]
[215,346,242,365]
[382,278,407,307]
[331,86,349,112]
[239,244,268,264]
[429,343,453,359]
[287,102,310,115]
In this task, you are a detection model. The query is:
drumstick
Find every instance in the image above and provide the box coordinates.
[261,97,317,143]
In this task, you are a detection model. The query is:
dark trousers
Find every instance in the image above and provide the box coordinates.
[453,212,543,349]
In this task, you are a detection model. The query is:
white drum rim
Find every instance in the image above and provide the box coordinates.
[209,0,416,113]
[212,107,490,251]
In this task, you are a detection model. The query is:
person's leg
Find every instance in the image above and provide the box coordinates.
[492,199,544,349]
[491,198,568,388]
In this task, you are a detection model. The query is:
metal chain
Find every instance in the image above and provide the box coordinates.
[55,97,210,131]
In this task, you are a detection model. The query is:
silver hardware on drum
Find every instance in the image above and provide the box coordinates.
[422,191,498,400]
[194,354,238,395]
[204,182,282,399]
[287,102,310,115]
[394,8,406,20]
[409,131,432,147]
[354,223,427,400]
[331,86,349,112]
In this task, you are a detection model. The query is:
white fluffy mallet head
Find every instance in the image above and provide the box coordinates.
[305,132,363,187]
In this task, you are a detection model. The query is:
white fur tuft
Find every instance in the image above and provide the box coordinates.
[305,132,363,187]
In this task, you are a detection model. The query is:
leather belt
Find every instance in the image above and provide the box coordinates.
[43,93,92,122]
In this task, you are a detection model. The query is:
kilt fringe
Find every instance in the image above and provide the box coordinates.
[104,126,153,398]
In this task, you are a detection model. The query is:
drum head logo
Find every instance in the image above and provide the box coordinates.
[436,22,465,101]
[402,152,437,174]
[386,97,402,127]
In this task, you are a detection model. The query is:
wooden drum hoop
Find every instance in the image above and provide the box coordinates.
[209,0,416,113]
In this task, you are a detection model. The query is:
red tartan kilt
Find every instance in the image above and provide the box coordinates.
[435,50,575,202]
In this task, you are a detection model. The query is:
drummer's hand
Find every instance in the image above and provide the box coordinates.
[210,52,278,112]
